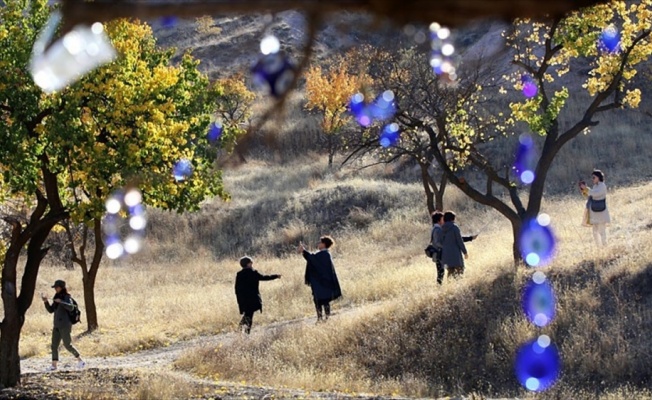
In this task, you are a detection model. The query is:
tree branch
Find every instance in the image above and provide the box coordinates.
[29,189,48,226]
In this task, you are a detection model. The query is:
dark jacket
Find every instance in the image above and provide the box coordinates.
[303,249,342,302]
[235,268,280,314]
[44,292,74,329]
[433,224,475,261]
[440,221,468,269]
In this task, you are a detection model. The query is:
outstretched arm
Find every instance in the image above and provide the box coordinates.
[462,234,477,242]
[302,249,317,263]
[257,272,281,281]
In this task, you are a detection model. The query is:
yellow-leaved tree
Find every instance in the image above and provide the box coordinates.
[305,58,367,167]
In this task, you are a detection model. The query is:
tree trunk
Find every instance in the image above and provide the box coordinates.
[0,246,21,389]
[82,275,98,332]
[327,132,335,168]
[0,316,22,389]
[434,186,444,212]
[510,218,523,268]
[1,212,59,387]
[81,218,104,333]
[420,163,436,214]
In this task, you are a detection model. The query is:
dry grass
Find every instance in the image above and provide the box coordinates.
[15,153,652,399]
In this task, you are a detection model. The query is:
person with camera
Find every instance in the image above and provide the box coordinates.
[41,280,85,371]
[579,169,611,246]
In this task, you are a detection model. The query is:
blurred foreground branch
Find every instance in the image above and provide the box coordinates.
[60,0,607,32]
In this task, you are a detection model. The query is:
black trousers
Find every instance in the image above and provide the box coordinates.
[435,256,445,285]
[239,310,255,334]
[314,299,331,320]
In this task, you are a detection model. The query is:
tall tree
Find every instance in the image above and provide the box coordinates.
[0,0,69,387]
[0,1,227,386]
[361,1,652,262]
[52,19,228,333]
[343,47,456,213]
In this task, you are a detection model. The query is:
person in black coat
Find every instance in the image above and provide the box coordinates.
[235,256,281,334]
[297,236,342,322]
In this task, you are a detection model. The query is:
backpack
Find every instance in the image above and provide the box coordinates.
[425,225,441,258]
[68,297,82,325]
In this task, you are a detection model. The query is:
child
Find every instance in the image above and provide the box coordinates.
[234,256,281,334]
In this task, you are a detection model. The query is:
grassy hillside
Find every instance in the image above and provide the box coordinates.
[13,14,652,399]
[172,165,652,399]
[21,154,652,398]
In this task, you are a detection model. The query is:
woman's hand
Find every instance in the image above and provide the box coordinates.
[53,298,61,303]
[41,293,48,302]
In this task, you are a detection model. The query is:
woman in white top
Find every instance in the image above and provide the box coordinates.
[579,169,611,245]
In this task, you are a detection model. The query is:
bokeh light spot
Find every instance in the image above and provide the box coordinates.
[525,378,540,391]
[521,170,535,184]
[160,16,179,29]
[526,253,540,266]
[532,271,546,284]
[124,189,142,208]
[522,278,556,327]
[103,188,147,259]
[105,198,121,214]
[349,91,396,127]
[207,122,223,142]
[251,52,295,98]
[105,242,124,260]
[514,134,537,185]
[538,335,551,348]
[379,123,400,148]
[519,219,556,266]
[260,35,280,55]
[599,25,621,53]
[173,159,193,182]
[515,338,561,392]
[537,213,551,227]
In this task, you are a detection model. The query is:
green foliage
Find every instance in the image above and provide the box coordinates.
[0,1,229,227]
[505,0,652,134]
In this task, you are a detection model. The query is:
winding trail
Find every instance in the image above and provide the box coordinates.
[18,314,416,399]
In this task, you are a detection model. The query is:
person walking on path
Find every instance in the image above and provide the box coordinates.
[579,169,611,246]
[431,211,477,284]
[440,211,469,280]
[298,236,342,322]
[235,256,281,334]
[41,280,85,371]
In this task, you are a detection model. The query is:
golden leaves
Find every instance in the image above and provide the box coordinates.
[305,60,363,134]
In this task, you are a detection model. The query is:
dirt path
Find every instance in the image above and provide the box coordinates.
[13,307,518,399]
[20,315,309,374]
[17,314,415,399]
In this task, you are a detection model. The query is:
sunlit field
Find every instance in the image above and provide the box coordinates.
[17,156,652,399]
